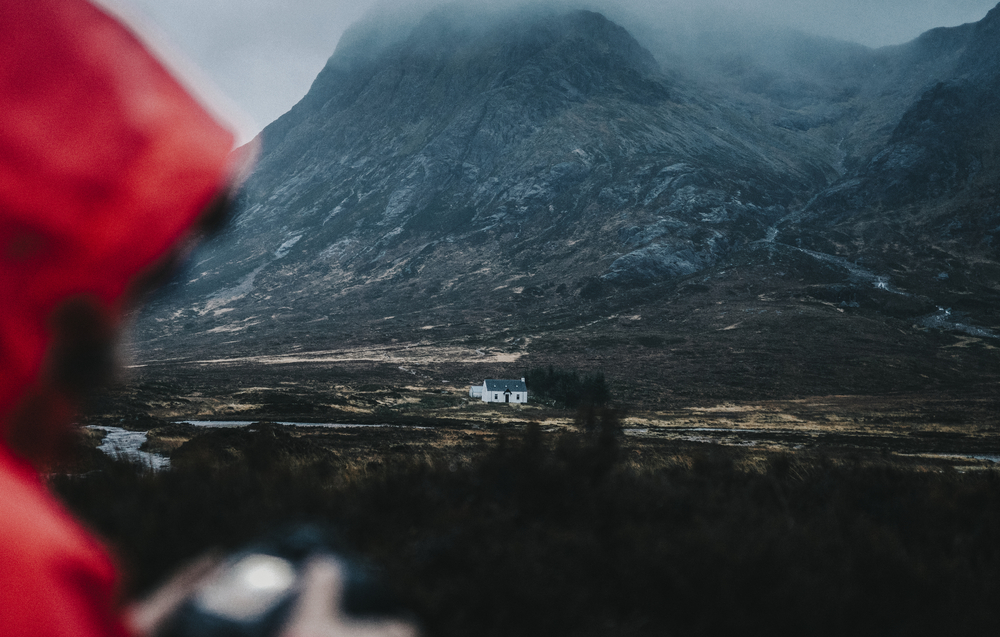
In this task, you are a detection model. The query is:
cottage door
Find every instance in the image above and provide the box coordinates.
[505,389,511,403]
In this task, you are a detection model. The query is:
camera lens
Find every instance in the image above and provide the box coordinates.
[192,554,297,622]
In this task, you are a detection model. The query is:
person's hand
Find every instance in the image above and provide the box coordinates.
[124,553,418,637]
[280,558,419,637]
[125,553,223,636]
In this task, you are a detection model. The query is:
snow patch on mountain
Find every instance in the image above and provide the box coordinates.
[203,265,266,313]
[275,235,303,259]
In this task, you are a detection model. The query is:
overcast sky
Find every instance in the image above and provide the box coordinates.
[122,0,999,141]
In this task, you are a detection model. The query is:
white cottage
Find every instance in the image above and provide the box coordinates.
[472,378,528,404]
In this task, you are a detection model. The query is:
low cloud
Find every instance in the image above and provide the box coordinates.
[126,0,1000,132]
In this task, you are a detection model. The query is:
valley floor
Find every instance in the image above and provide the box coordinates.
[85,357,1000,471]
[51,355,1000,636]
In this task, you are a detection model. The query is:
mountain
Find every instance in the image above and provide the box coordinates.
[780,6,1000,322]
[131,3,1000,404]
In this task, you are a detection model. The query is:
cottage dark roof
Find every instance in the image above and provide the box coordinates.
[484,379,527,392]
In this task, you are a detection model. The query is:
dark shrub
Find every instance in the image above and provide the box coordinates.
[525,366,611,408]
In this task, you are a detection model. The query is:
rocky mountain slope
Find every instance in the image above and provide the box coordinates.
[778,8,1000,326]
[131,3,1000,401]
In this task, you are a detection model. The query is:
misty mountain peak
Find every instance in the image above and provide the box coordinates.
[254,7,673,198]
[138,4,1000,365]
[323,6,665,105]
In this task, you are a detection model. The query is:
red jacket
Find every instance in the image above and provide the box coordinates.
[0,445,131,637]
[1,1,239,635]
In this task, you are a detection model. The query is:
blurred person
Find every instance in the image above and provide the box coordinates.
[0,0,243,634]
[0,2,416,636]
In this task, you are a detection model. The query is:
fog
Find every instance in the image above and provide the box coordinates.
[120,0,998,139]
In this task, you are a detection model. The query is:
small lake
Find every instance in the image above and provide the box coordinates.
[626,426,1000,464]
[175,420,420,428]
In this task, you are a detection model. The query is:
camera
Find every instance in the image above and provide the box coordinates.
[158,526,409,637]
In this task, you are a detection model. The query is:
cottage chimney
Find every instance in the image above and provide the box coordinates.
[521,377,525,382]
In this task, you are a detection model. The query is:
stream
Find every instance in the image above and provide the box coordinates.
[761,230,999,339]
[87,421,426,470]
[87,421,1000,472]
[89,426,171,471]
[916,307,999,339]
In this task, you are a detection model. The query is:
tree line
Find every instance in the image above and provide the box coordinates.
[524,366,611,408]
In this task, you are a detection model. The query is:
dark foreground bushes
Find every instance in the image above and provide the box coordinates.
[52,426,1000,637]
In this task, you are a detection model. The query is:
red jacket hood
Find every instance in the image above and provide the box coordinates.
[0,0,247,435]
